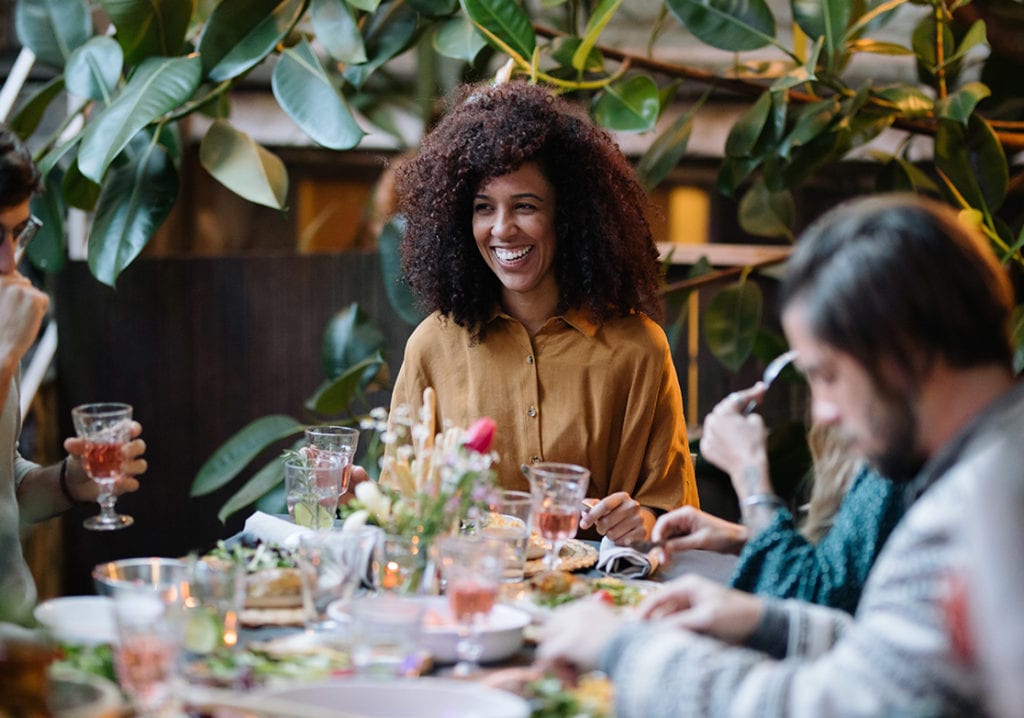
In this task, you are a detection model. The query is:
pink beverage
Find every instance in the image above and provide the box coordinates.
[114,634,176,711]
[448,579,497,623]
[83,441,122,478]
[536,510,579,542]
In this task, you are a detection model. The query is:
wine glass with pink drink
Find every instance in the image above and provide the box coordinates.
[71,402,134,530]
[528,462,591,572]
[437,534,505,677]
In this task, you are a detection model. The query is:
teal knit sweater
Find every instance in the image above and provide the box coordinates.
[728,466,904,614]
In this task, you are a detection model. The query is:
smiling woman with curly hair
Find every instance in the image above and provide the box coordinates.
[389,82,699,544]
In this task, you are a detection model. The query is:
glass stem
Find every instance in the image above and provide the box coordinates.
[454,620,483,676]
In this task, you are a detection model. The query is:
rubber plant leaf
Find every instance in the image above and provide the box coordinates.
[77,54,201,183]
[192,415,305,497]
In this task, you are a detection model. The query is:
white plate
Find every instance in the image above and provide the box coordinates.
[327,596,531,664]
[34,596,116,645]
[260,677,529,718]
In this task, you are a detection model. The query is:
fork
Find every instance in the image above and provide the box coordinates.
[741,349,798,415]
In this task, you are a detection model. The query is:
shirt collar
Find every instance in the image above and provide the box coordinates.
[488,305,599,338]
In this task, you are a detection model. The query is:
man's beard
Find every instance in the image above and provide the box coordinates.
[864,392,926,483]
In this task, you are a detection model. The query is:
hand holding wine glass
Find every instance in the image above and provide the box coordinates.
[70,403,138,530]
[437,534,505,677]
[528,463,591,573]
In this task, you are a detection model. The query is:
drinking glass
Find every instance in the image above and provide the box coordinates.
[110,586,183,716]
[528,463,591,572]
[296,526,382,637]
[284,455,343,530]
[304,425,360,496]
[480,490,533,582]
[436,534,505,676]
[180,559,246,688]
[71,402,134,531]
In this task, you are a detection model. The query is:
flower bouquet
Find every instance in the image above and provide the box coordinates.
[341,388,499,593]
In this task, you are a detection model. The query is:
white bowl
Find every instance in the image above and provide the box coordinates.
[34,596,116,645]
[260,677,529,718]
[327,596,531,664]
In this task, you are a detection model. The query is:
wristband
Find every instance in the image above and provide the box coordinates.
[740,493,785,511]
[58,457,77,505]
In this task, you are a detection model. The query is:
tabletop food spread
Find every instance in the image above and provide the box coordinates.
[32,521,708,718]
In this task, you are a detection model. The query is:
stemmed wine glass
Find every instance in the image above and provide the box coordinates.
[304,425,360,497]
[71,402,134,530]
[437,534,505,676]
[528,462,591,572]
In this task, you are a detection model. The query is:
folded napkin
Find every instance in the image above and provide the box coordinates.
[243,511,315,549]
[596,536,660,579]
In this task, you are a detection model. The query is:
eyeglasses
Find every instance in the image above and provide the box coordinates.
[5,215,43,264]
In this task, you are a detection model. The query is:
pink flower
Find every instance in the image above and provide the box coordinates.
[463,417,496,454]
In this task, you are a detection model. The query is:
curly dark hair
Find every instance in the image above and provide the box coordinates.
[395,81,663,333]
[0,125,41,209]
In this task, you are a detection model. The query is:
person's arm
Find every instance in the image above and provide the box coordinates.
[0,273,49,410]
[729,469,903,613]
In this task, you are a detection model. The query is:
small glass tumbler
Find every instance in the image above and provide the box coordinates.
[297,527,382,638]
[110,587,182,716]
[285,455,342,530]
[349,595,424,678]
[480,490,533,582]
[180,559,246,687]
[304,425,360,496]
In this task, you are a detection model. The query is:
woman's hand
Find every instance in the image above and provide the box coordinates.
[579,492,653,543]
[651,505,749,557]
[640,574,764,645]
[63,421,147,502]
[700,389,773,500]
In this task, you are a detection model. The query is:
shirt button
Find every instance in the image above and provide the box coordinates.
[527,406,537,418]
[531,456,541,464]
[526,355,534,365]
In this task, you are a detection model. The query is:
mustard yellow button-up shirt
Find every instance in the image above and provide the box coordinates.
[390,309,698,514]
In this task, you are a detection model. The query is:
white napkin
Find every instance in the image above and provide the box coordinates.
[242,511,315,549]
[596,536,659,579]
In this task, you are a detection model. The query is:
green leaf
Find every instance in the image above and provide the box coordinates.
[770,36,821,91]
[433,14,487,62]
[98,0,194,64]
[62,157,101,210]
[636,88,711,190]
[217,455,290,524]
[407,0,458,16]
[934,82,990,125]
[348,0,381,10]
[309,354,386,415]
[573,0,621,72]
[935,115,1008,214]
[875,84,932,118]
[200,120,289,209]
[342,3,421,89]
[77,54,202,183]
[776,97,839,158]
[88,131,178,286]
[912,11,958,86]
[380,215,427,326]
[8,76,65,139]
[310,0,367,63]
[847,38,911,55]
[665,0,776,52]
[198,0,305,82]
[873,153,939,194]
[65,36,123,103]
[321,304,387,380]
[1013,303,1024,376]
[592,75,660,133]
[716,155,762,196]
[37,135,80,180]
[15,0,91,68]
[703,279,763,372]
[460,0,536,61]
[738,180,794,240]
[946,19,986,66]
[191,415,305,497]
[791,0,849,65]
[724,90,772,157]
[272,39,365,150]
[27,170,66,273]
